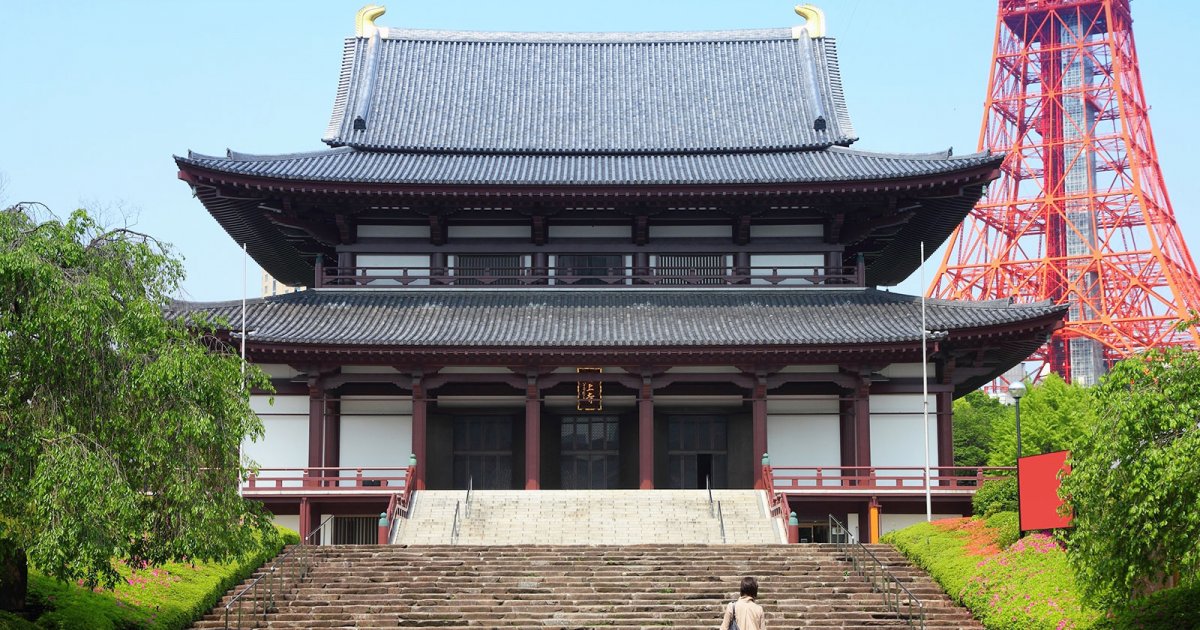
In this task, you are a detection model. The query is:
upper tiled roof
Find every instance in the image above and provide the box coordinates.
[178,146,998,187]
[321,27,855,153]
[172,288,1063,349]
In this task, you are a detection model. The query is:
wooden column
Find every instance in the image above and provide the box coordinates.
[854,378,872,480]
[937,389,954,474]
[323,397,340,479]
[638,377,654,489]
[307,378,324,486]
[299,497,311,543]
[839,396,856,482]
[411,377,427,490]
[525,375,541,490]
[752,378,768,489]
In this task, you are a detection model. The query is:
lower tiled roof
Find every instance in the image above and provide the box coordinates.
[177,146,1000,187]
[171,288,1063,348]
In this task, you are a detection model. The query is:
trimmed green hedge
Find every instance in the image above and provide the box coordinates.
[885,516,1200,630]
[3,526,298,630]
[973,477,1018,517]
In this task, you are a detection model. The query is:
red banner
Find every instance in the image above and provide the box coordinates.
[1018,450,1073,531]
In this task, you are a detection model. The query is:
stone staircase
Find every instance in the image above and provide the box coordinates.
[193,543,982,629]
[396,489,783,545]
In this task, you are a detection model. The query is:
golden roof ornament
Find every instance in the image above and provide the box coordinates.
[356,5,386,37]
[793,4,826,39]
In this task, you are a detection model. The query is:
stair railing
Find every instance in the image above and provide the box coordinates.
[707,475,715,518]
[223,515,335,630]
[828,514,926,629]
[450,500,462,545]
[465,475,474,519]
[384,462,418,544]
[716,500,727,544]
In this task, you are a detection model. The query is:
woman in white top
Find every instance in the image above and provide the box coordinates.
[720,576,767,630]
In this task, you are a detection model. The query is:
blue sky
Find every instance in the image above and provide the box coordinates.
[2,1,1197,300]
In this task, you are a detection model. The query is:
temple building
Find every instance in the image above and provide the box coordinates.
[173,6,1064,543]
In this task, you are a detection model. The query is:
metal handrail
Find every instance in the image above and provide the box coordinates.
[465,475,474,519]
[828,514,926,629]
[707,475,715,518]
[450,500,462,545]
[223,515,335,630]
[716,501,727,544]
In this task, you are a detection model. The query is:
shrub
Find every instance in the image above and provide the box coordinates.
[973,476,1018,516]
[985,511,1020,549]
[7,525,297,630]
[1092,582,1200,630]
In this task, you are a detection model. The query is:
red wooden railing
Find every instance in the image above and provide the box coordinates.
[243,466,410,494]
[315,263,865,288]
[767,466,1014,493]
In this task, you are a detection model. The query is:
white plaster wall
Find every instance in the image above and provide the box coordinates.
[258,364,302,379]
[766,396,840,476]
[448,225,530,239]
[649,225,732,238]
[355,254,429,286]
[339,396,412,489]
[778,365,839,374]
[357,224,430,239]
[879,363,936,379]
[549,225,632,238]
[749,224,824,238]
[870,394,939,485]
[272,514,300,536]
[436,396,524,409]
[340,365,401,374]
[246,395,308,477]
[750,253,827,286]
[881,513,963,536]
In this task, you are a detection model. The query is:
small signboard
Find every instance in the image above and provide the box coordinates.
[1018,450,1073,532]
[576,367,603,411]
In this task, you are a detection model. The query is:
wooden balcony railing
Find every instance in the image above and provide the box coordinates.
[767,465,1014,495]
[315,263,865,289]
[243,466,410,496]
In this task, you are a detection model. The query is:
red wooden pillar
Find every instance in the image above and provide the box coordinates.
[638,377,654,489]
[411,378,427,490]
[525,376,540,490]
[854,378,872,482]
[752,378,768,489]
[936,389,954,475]
[323,397,340,481]
[839,396,856,484]
[299,496,311,543]
[307,379,324,486]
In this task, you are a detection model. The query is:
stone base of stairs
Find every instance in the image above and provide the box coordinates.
[192,544,983,629]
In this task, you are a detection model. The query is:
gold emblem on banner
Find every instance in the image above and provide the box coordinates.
[576,367,603,411]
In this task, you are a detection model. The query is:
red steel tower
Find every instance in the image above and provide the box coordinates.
[930,0,1200,385]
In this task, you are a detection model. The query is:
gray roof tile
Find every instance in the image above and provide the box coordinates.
[321,28,855,153]
[172,288,1064,348]
[179,146,999,187]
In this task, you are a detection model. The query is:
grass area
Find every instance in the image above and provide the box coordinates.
[883,513,1200,630]
[0,527,298,630]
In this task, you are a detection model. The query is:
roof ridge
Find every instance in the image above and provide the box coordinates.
[374,27,801,44]
[827,146,995,161]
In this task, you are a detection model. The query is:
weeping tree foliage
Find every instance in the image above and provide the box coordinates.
[0,206,274,611]
[1061,347,1200,611]
[987,373,1096,466]
[952,389,1011,468]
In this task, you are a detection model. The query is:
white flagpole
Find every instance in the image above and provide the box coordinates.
[921,242,932,521]
[240,243,247,497]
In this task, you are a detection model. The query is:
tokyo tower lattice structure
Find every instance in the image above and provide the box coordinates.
[930,0,1200,385]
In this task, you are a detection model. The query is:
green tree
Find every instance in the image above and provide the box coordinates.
[0,206,274,611]
[1061,347,1200,611]
[987,374,1096,466]
[953,390,1011,468]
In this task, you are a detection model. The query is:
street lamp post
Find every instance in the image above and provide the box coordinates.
[1009,381,1026,461]
[1009,381,1026,536]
